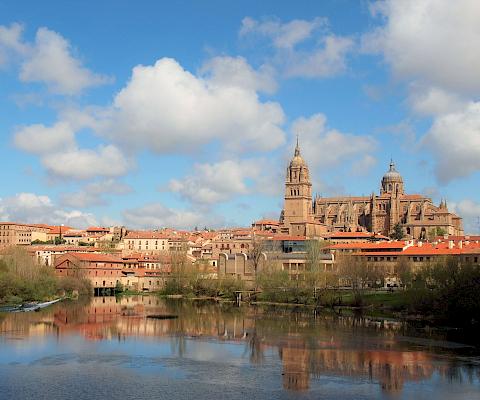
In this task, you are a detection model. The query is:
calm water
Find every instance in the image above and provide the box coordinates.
[1,296,480,400]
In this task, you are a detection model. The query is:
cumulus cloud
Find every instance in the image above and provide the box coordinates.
[291,113,377,169]
[14,121,76,154]
[363,0,480,95]
[284,35,354,78]
[0,23,28,65]
[123,203,225,230]
[0,193,97,228]
[362,1,480,184]
[60,179,133,208]
[19,27,110,95]
[169,159,261,205]
[240,16,354,78]
[0,23,109,94]
[42,144,130,180]
[240,16,326,49]
[450,199,480,234]
[200,55,277,94]
[422,102,480,183]
[351,155,377,176]
[14,117,130,180]
[407,84,468,116]
[102,57,285,153]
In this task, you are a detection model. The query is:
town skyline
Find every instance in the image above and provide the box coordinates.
[1,1,479,233]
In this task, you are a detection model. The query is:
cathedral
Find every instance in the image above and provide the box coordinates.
[279,140,464,239]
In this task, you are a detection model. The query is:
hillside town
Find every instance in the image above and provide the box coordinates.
[0,142,476,294]
[1,143,475,295]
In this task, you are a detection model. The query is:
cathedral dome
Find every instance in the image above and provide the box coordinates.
[290,154,306,167]
[382,160,403,182]
[290,137,306,167]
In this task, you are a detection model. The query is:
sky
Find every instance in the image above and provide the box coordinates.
[0,0,479,233]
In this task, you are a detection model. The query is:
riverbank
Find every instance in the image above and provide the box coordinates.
[0,247,91,306]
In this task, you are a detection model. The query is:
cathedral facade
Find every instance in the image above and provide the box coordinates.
[280,141,464,239]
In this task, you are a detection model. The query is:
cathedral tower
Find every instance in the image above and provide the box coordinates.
[281,138,314,234]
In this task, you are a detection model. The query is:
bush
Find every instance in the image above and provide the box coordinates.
[405,259,480,327]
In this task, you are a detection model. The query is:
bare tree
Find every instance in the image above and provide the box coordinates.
[249,235,266,278]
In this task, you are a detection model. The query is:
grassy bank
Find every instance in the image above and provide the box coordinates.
[0,247,91,305]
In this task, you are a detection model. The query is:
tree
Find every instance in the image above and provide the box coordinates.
[390,223,404,240]
[305,239,331,289]
[249,235,266,278]
[394,257,413,288]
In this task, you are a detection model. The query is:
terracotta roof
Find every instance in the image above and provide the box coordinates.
[125,231,169,239]
[253,219,280,225]
[269,235,307,241]
[66,252,123,263]
[325,231,389,239]
[328,241,407,250]
[47,226,73,234]
[86,226,110,232]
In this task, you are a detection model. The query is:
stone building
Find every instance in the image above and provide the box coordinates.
[280,142,463,239]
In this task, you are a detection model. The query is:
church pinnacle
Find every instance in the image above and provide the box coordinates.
[294,134,300,156]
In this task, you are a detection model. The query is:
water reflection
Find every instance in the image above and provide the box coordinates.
[1,296,480,397]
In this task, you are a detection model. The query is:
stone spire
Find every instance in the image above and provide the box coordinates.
[294,134,300,157]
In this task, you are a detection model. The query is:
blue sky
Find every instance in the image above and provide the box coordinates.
[0,0,479,232]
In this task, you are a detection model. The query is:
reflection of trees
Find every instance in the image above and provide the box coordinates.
[245,329,264,364]
[2,297,480,395]
[170,335,187,358]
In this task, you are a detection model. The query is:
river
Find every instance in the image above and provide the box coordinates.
[1,296,479,399]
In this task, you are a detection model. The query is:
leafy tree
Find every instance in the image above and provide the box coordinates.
[390,223,404,240]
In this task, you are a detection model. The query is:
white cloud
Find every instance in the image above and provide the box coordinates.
[200,56,277,94]
[362,1,480,184]
[239,16,353,79]
[291,113,377,168]
[423,102,480,183]
[351,155,377,176]
[408,84,467,116]
[0,23,109,94]
[14,121,76,154]
[123,203,225,230]
[0,193,97,228]
[19,27,110,95]
[102,57,285,153]
[284,35,354,78]
[42,144,130,180]
[169,159,261,205]
[363,0,480,95]
[240,16,326,49]
[0,23,28,65]
[450,199,480,234]
[14,116,130,181]
[60,179,133,208]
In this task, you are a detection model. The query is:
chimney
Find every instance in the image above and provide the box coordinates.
[458,241,463,249]
[418,241,423,247]
[448,241,454,249]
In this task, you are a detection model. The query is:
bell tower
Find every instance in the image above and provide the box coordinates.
[282,138,313,231]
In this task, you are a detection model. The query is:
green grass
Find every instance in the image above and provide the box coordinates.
[339,290,408,309]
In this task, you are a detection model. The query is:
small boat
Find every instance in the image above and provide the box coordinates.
[146,314,178,320]
[14,298,63,313]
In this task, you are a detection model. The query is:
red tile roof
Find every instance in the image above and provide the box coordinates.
[328,241,408,250]
[66,252,123,263]
[253,219,280,226]
[125,231,169,239]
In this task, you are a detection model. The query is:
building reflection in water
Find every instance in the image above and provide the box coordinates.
[1,296,479,394]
